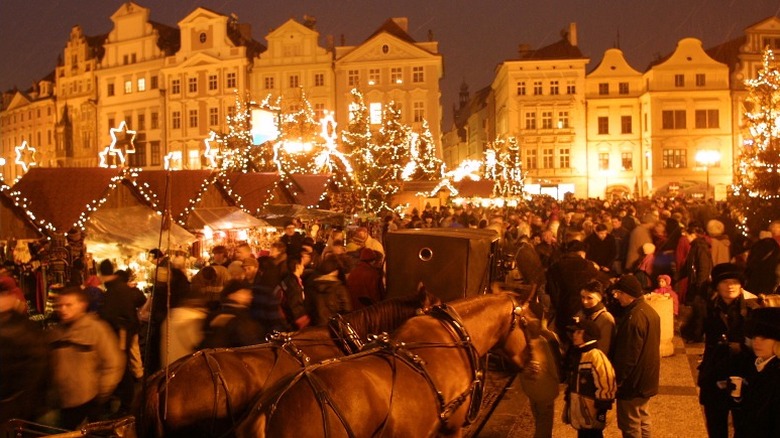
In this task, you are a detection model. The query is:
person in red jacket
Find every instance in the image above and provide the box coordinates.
[346,248,384,309]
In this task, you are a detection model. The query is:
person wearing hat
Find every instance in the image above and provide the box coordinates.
[562,317,617,437]
[546,238,602,351]
[609,273,660,438]
[740,307,780,437]
[200,280,265,349]
[697,263,759,438]
[280,221,304,258]
[346,248,384,309]
[577,280,615,354]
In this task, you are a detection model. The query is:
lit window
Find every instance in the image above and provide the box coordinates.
[370,102,382,124]
[137,77,146,92]
[413,101,425,122]
[368,69,380,86]
[621,152,633,170]
[412,66,424,83]
[124,80,132,94]
[391,67,403,84]
[662,149,687,168]
[599,152,609,170]
[558,111,569,129]
[348,70,359,87]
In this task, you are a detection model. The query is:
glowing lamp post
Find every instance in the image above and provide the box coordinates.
[695,149,721,198]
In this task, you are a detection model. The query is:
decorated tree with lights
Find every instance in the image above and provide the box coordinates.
[483,136,524,198]
[375,102,412,180]
[731,48,780,236]
[272,92,322,175]
[219,91,261,172]
[405,120,443,181]
[342,89,399,214]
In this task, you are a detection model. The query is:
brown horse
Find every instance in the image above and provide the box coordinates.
[239,291,538,438]
[141,286,439,437]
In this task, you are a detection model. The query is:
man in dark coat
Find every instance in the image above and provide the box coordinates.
[585,223,617,274]
[547,240,602,347]
[744,220,780,295]
[0,285,48,423]
[740,307,780,438]
[609,274,660,438]
[680,224,714,343]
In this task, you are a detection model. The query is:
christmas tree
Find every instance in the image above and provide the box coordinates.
[406,119,443,181]
[732,47,780,236]
[219,91,260,172]
[273,91,322,175]
[484,137,524,198]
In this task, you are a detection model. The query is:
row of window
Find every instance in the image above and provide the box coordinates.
[598,152,634,171]
[351,101,427,125]
[107,76,159,96]
[597,115,633,135]
[517,80,576,96]
[1,107,53,126]
[348,66,425,87]
[264,72,325,90]
[170,73,237,95]
[673,73,707,88]
[523,111,570,130]
[523,148,571,169]
[661,109,719,129]
[2,131,54,150]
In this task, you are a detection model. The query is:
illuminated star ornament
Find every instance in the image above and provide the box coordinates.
[14,140,38,172]
[98,121,136,168]
[202,131,222,169]
[164,152,182,170]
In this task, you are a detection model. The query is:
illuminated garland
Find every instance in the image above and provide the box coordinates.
[730,47,780,236]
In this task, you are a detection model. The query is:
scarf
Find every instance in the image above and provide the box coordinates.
[582,302,605,317]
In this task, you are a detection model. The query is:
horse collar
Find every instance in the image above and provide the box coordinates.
[328,314,364,355]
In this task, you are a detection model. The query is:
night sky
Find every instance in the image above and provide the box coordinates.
[1,0,779,126]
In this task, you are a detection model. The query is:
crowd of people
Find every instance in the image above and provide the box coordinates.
[1,194,779,437]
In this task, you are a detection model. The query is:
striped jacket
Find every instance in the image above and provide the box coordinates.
[564,340,617,430]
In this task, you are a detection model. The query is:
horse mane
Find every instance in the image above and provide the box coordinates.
[341,293,433,338]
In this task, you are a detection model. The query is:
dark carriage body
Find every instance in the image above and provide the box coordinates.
[385,228,501,302]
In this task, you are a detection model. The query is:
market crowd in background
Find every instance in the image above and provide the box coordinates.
[1,193,780,436]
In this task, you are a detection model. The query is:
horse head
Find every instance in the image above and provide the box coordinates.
[490,283,543,370]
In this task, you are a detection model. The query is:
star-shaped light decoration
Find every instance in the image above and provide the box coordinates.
[164,152,182,171]
[98,145,125,168]
[202,131,222,169]
[14,141,38,172]
[110,120,136,156]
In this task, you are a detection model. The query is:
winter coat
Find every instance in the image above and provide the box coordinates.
[698,293,759,405]
[309,273,352,326]
[579,304,615,355]
[709,235,731,266]
[680,237,713,300]
[738,356,780,438]
[547,254,601,333]
[0,310,48,422]
[514,240,546,288]
[611,297,660,400]
[518,330,561,405]
[625,223,653,270]
[745,237,780,295]
[276,273,310,329]
[200,301,266,349]
[99,277,146,337]
[585,233,617,270]
[346,261,384,309]
[563,341,617,431]
[48,313,125,408]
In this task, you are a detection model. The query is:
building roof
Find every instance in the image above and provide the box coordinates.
[150,21,181,55]
[706,36,746,73]
[456,179,495,197]
[285,174,333,207]
[516,38,585,60]
[9,168,123,233]
[365,18,416,44]
[227,19,266,58]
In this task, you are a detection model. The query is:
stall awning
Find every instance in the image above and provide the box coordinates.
[85,206,196,258]
[260,204,344,226]
[185,207,269,230]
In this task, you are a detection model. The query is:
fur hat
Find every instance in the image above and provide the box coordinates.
[746,308,780,341]
[611,274,644,298]
[711,263,744,288]
[706,219,725,237]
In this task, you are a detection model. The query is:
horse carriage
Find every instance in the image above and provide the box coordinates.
[141,228,540,437]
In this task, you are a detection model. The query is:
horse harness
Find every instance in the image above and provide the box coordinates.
[268,296,529,437]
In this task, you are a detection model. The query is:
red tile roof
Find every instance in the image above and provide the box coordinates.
[0,185,42,240]
[286,174,333,207]
[456,179,495,197]
[129,170,215,221]
[219,172,281,214]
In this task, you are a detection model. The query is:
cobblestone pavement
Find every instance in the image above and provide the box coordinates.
[475,335,708,437]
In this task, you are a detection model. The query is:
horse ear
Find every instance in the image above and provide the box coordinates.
[417,282,426,297]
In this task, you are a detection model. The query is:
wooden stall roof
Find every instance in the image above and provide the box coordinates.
[219,172,282,215]
[10,168,124,233]
[0,186,42,240]
[128,170,232,222]
[286,174,333,208]
[456,179,495,198]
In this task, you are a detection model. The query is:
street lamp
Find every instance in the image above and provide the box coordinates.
[695,149,721,198]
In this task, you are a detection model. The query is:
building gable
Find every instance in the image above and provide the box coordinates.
[336,33,437,64]
[588,48,642,78]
